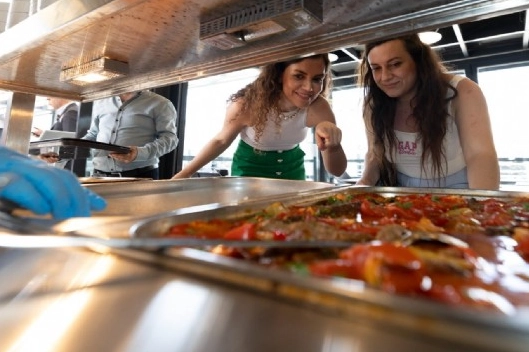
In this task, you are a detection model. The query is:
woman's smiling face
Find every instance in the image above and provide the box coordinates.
[367,39,418,100]
[280,57,326,110]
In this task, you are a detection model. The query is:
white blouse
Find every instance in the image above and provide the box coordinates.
[240,109,308,151]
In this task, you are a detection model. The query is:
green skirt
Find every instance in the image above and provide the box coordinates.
[231,140,306,180]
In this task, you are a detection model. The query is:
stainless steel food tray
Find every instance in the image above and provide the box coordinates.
[110,186,529,352]
[131,185,529,237]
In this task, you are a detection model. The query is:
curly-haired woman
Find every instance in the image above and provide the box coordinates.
[356,34,500,189]
[172,54,346,180]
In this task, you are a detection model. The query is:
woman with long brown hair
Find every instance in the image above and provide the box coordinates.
[172,54,346,180]
[356,33,499,189]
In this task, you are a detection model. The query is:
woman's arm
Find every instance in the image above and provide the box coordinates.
[172,100,248,179]
[453,78,500,190]
[307,97,347,177]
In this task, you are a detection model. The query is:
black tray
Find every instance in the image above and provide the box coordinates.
[30,138,131,154]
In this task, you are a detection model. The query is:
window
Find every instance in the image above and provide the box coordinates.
[183,68,258,175]
[478,62,529,188]
[0,90,54,141]
[331,87,366,180]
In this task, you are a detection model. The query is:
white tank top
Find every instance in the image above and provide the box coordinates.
[240,109,308,151]
[389,76,466,179]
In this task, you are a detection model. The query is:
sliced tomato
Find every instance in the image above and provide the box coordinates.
[223,222,257,240]
[272,230,287,241]
[360,199,387,218]
[386,203,423,220]
[362,243,425,294]
[482,199,507,213]
[336,243,425,294]
[425,280,465,306]
[309,259,363,279]
[433,194,469,209]
[513,228,529,260]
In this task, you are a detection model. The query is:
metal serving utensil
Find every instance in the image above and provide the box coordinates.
[0,229,470,250]
[0,202,467,250]
[0,205,356,249]
[399,231,469,248]
[375,224,469,248]
[0,234,359,249]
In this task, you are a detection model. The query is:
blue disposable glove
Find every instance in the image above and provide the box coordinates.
[0,147,106,219]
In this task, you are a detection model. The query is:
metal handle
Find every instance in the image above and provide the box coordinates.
[0,233,357,249]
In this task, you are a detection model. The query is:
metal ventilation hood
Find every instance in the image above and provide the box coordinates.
[0,0,528,102]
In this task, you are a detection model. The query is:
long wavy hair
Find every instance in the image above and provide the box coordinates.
[229,54,332,143]
[359,34,457,186]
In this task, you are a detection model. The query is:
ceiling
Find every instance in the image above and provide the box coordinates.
[0,0,528,101]
[330,9,529,89]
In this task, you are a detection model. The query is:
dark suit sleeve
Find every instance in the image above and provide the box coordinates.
[61,107,79,132]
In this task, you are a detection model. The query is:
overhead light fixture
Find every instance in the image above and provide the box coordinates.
[200,0,323,50]
[60,57,129,86]
[328,53,338,62]
[418,31,442,45]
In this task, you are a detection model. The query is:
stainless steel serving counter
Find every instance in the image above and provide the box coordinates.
[2,180,528,352]
[85,177,336,217]
[0,247,496,352]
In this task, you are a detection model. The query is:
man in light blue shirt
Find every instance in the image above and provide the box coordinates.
[83,90,178,179]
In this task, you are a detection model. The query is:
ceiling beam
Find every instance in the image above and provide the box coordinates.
[340,48,361,62]
[452,24,469,57]
[523,9,529,49]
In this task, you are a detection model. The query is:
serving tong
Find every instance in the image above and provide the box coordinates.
[0,200,357,248]
[0,233,369,249]
[0,209,470,251]
[0,233,469,249]
[0,195,473,249]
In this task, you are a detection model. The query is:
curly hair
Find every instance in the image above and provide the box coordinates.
[228,54,332,143]
[359,33,457,186]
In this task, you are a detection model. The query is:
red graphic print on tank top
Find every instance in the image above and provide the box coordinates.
[398,140,417,156]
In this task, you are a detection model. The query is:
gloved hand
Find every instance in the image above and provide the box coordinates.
[0,147,106,219]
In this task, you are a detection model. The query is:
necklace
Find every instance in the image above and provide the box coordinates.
[279,108,301,120]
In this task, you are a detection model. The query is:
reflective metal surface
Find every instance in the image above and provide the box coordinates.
[0,0,528,101]
[0,247,487,352]
[85,177,335,217]
[0,92,35,153]
[118,186,529,351]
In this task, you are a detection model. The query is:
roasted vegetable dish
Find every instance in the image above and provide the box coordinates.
[165,191,529,313]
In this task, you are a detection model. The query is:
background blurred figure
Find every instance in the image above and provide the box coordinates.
[32,97,79,138]
[33,97,80,169]
[356,33,499,190]
[83,90,178,180]
[172,54,346,181]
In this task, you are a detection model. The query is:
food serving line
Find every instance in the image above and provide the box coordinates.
[0,178,528,352]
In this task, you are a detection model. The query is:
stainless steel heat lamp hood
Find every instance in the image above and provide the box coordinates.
[199,0,323,50]
[0,0,528,102]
